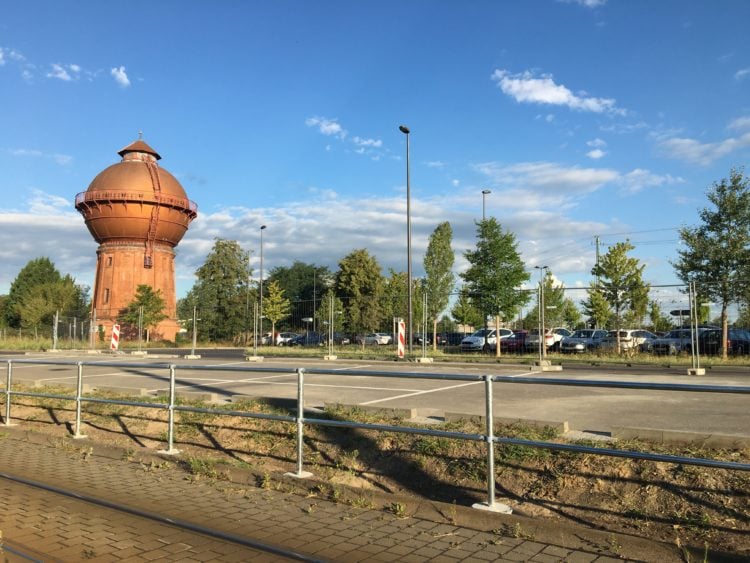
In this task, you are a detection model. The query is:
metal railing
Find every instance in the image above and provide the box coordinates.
[3,359,750,513]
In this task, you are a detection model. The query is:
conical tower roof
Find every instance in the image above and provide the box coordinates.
[118,139,161,160]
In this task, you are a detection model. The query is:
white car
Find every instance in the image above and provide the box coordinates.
[460,328,513,352]
[361,332,392,345]
[599,329,658,353]
[276,332,298,346]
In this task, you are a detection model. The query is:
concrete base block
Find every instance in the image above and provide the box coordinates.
[183,354,202,360]
[72,434,88,440]
[416,357,434,363]
[541,364,563,371]
[175,391,217,402]
[244,355,264,362]
[284,470,314,479]
[472,501,513,514]
[46,349,64,354]
[533,360,552,367]
[323,355,338,361]
[157,448,181,456]
[85,350,102,354]
[130,351,148,356]
[687,368,706,375]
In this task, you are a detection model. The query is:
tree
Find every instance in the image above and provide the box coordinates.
[5,257,61,328]
[181,239,251,342]
[451,286,482,333]
[335,249,384,339]
[120,285,167,341]
[648,301,673,333]
[460,218,530,328]
[674,168,750,359]
[591,241,649,352]
[523,271,580,329]
[315,289,345,335]
[268,261,332,327]
[423,222,455,349]
[582,283,613,328]
[262,280,291,341]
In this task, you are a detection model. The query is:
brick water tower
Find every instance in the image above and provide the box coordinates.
[75,138,198,342]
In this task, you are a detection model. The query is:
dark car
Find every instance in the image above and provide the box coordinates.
[500,330,528,354]
[287,332,326,346]
[693,328,750,355]
[413,333,431,345]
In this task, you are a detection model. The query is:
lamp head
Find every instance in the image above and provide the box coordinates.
[399,125,410,134]
[482,189,491,195]
[260,225,267,230]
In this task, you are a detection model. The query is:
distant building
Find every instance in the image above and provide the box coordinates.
[75,139,197,342]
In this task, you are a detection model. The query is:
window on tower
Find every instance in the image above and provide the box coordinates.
[103,288,110,304]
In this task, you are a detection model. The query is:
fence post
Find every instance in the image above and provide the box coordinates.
[4,361,15,427]
[158,364,180,455]
[285,368,313,479]
[472,375,512,514]
[73,362,88,439]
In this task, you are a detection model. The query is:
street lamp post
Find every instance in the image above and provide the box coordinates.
[534,265,549,363]
[482,189,491,221]
[399,124,413,354]
[259,225,267,342]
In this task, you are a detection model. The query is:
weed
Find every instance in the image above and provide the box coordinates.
[185,457,219,479]
[608,533,622,556]
[259,471,271,489]
[303,503,317,514]
[81,548,96,559]
[348,494,374,510]
[503,522,534,540]
[121,448,135,462]
[388,502,408,518]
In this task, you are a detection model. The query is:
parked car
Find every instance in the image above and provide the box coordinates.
[359,332,393,345]
[460,328,513,352]
[413,332,431,345]
[324,332,351,345]
[276,332,299,346]
[500,330,528,354]
[525,327,572,352]
[287,332,326,346]
[649,329,694,355]
[599,329,658,353]
[690,328,750,356]
[442,332,466,346]
[559,329,608,353]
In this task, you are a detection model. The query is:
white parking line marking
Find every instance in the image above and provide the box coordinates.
[359,380,482,405]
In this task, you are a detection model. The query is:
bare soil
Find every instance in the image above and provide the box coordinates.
[4,388,749,560]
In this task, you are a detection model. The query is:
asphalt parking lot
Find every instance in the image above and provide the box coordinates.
[4,350,749,440]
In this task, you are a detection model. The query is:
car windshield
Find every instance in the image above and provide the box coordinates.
[470,329,493,337]
[571,330,593,338]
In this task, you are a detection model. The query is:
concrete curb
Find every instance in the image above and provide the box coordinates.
[612,426,750,449]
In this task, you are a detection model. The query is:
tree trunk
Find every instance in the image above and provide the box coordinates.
[721,303,729,360]
[432,319,438,352]
[495,316,501,358]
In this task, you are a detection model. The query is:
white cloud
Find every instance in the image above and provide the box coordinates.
[110,66,130,87]
[558,0,606,7]
[734,68,750,81]
[425,161,445,168]
[618,169,683,195]
[491,69,624,115]
[586,149,606,159]
[658,132,750,166]
[475,161,618,196]
[47,63,74,81]
[352,136,382,148]
[7,148,72,166]
[728,116,750,131]
[587,138,607,148]
[305,116,347,139]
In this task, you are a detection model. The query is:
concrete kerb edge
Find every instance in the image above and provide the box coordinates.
[612,426,750,448]
[445,412,569,434]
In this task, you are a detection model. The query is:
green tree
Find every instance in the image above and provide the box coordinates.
[591,241,649,351]
[5,257,61,328]
[335,249,384,340]
[423,221,455,350]
[268,261,332,326]
[523,271,581,328]
[382,269,408,330]
[582,283,613,328]
[181,239,251,342]
[263,280,291,341]
[460,218,530,328]
[314,289,345,335]
[648,301,673,333]
[120,285,168,341]
[12,272,87,336]
[451,286,482,333]
[674,168,750,359]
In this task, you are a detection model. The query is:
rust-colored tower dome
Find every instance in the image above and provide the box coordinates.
[75,139,198,343]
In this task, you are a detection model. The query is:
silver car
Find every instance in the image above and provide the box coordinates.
[560,329,608,353]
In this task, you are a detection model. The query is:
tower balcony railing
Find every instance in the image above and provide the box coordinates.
[74,190,198,215]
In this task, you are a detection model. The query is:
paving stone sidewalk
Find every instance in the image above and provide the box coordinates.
[0,430,680,562]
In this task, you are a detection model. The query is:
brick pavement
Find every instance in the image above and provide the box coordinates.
[0,430,681,562]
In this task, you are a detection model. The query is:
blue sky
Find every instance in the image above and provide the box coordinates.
[1,0,749,315]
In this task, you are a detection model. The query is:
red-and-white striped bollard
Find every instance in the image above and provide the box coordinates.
[397,320,405,358]
[110,324,120,351]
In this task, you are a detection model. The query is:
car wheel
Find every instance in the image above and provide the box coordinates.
[482,343,491,353]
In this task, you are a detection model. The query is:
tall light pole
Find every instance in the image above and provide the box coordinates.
[399,124,413,353]
[482,189,491,221]
[534,265,549,363]
[259,224,267,340]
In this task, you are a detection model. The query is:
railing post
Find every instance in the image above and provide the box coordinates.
[285,368,313,479]
[472,375,512,514]
[73,361,88,439]
[4,360,15,427]
[158,364,180,455]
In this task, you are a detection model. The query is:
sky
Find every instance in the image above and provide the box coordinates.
[1,0,749,315]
